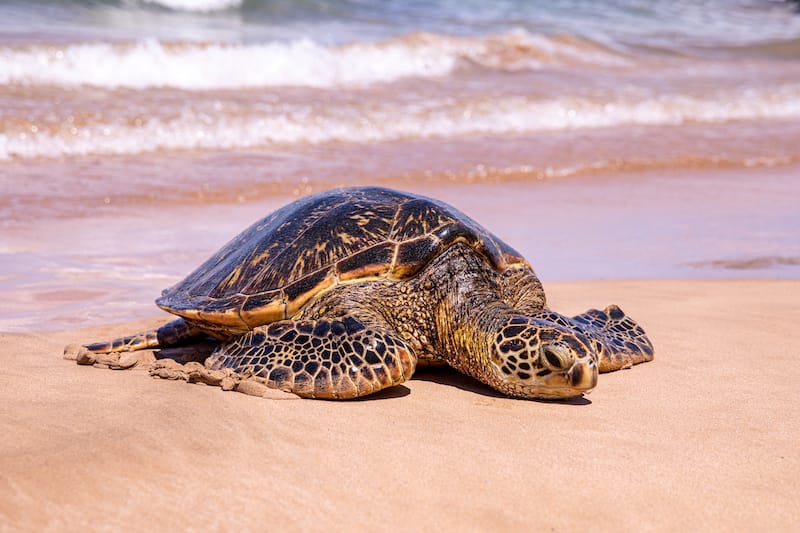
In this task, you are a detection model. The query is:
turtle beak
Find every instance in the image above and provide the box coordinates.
[567,358,598,392]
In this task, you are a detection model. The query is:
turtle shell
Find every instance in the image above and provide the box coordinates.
[156,187,529,332]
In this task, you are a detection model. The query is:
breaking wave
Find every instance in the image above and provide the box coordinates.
[4,84,800,159]
[0,30,624,90]
[140,0,242,12]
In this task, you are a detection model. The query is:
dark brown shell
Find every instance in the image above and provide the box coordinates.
[157,187,529,331]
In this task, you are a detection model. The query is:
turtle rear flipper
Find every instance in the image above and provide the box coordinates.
[200,316,417,399]
[81,318,202,354]
[64,318,204,368]
[537,306,654,373]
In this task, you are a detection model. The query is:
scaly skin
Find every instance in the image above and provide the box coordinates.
[297,243,613,399]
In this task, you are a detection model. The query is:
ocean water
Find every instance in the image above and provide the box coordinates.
[2,0,800,331]
[3,0,800,163]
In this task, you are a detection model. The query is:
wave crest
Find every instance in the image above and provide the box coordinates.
[140,0,242,12]
[3,85,800,159]
[0,30,624,89]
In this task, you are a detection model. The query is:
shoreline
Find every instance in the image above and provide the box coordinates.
[2,163,799,333]
[2,278,798,530]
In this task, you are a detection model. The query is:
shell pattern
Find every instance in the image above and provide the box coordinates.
[157,187,529,330]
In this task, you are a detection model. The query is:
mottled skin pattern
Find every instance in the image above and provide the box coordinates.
[76,187,654,400]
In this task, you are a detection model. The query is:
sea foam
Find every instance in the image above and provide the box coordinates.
[141,0,242,12]
[3,85,800,160]
[0,31,622,90]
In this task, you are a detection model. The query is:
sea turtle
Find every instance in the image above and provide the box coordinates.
[69,186,653,400]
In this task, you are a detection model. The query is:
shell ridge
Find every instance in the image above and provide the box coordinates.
[386,198,407,272]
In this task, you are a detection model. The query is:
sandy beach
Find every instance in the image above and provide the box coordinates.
[2,160,800,531]
[1,278,798,530]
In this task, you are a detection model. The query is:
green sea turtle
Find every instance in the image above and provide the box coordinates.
[69,186,653,400]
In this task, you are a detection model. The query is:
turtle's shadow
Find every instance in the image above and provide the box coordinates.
[351,385,411,401]
[412,366,506,398]
[155,341,217,364]
[412,366,592,405]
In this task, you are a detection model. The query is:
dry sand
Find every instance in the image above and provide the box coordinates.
[1,279,798,531]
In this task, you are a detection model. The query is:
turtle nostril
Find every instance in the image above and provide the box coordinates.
[568,361,598,390]
[570,364,583,386]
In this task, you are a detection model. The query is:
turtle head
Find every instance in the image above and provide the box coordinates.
[488,316,598,399]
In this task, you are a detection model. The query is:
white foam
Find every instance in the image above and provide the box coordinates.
[141,0,242,12]
[0,38,456,89]
[4,85,800,160]
[0,31,622,90]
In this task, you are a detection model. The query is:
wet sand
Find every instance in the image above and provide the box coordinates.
[1,279,798,530]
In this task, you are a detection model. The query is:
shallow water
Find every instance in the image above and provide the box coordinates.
[2,1,800,332]
[2,163,799,332]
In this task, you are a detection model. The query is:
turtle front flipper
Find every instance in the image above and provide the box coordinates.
[201,316,417,399]
[64,318,204,368]
[536,306,654,373]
